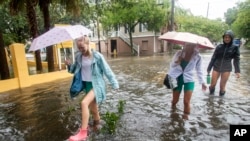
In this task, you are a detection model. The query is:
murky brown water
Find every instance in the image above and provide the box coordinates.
[1,49,250,141]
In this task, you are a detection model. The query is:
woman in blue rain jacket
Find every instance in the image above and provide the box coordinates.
[66,36,119,141]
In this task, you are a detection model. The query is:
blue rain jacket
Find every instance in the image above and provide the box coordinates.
[68,51,119,104]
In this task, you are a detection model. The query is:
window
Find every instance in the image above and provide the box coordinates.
[124,25,134,33]
[142,40,148,50]
[139,23,148,32]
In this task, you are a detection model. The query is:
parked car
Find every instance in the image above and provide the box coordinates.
[233,38,241,47]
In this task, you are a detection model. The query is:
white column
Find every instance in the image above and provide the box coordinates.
[154,33,156,53]
[57,48,61,70]
[138,45,140,56]
[72,46,75,63]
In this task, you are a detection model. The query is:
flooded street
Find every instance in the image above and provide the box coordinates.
[0,49,250,141]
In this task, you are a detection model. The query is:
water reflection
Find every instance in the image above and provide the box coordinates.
[0,49,250,141]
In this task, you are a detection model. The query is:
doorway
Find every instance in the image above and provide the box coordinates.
[111,40,117,53]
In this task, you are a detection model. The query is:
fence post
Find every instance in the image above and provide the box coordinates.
[137,45,140,56]
[9,43,30,88]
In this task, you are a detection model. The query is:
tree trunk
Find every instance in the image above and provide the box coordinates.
[97,17,101,53]
[95,0,101,53]
[40,0,54,72]
[129,30,134,55]
[0,31,10,80]
[26,0,43,72]
[128,24,135,55]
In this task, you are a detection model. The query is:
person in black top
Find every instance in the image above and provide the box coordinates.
[207,30,240,96]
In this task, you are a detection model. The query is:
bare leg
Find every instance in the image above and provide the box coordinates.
[209,70,221,94]
[172,90,181,109]
[89,100,100,121]
[183,90,193,114]
[81,89,95,129]
[69,90,95,140]
[220,72,230,92]
[210,70,220,88]
[89,100,100,131]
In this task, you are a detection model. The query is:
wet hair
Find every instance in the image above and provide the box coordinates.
[184,43,196,48]
[76,35,89,45]
[175,43,197,64]
[183,43,197,54]
[83,35,89,44]
[76,35,92,56]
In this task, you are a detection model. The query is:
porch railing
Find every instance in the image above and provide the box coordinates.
[110,31,139,56]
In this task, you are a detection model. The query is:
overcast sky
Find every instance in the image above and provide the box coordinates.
[176,0,244,20]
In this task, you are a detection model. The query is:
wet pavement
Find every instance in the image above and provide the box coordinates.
[0,49,250,141]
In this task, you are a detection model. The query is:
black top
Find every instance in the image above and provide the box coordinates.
[207,43,240,73]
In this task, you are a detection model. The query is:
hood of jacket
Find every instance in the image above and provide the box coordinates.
[222,30,234,46]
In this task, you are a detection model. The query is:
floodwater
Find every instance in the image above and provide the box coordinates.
[0,49,250,141]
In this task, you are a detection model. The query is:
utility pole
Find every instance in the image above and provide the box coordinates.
[97,17,101,52]
[206,2,209,18]
[171,0,175,31]
[95,0,101,53]
[167,0,175,53]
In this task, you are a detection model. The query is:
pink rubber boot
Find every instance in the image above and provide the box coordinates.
[69,128,88,141]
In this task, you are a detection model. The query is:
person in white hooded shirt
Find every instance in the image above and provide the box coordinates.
[168,43,207,118]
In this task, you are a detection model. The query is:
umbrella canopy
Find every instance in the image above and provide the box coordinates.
[159,31,215,49]
[29,25,92,51]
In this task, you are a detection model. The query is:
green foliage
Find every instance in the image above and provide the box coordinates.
[49,1,92,26]
[173,44,182,50]
[67,105,76,113]
[231,0,250,39]
[174,4,233,43]
[101,0,169,51]
[58,0,81,17]
[0,0,92,46]
[176,15,229,42]
[101,100,126,134]
[117,100,126,114]
[245,41,250,48]
[102,111,119,134]
[224,7,238,26]
[146,2,168,32]
[175,6,192,17]
[102,0,168,32]
[0,3,30,45]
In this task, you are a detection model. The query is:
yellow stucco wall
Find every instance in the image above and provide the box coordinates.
[25,70,72,88]
[0,78,19,92]
[90,42,96,50]
[9,43,30,88]
[0,43,73,93]
[0,71,72,93]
